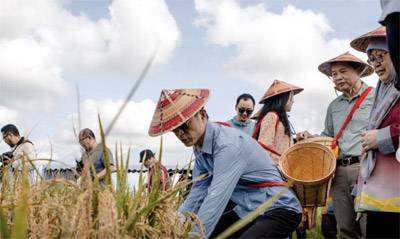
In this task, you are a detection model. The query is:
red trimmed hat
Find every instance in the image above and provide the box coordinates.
[350,26,386,53]
[259,80,303,103]
[148,89,210,137]
[318,52,374,77]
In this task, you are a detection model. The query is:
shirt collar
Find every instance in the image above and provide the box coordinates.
[339,81,368,101]
[194,121,214,155]
[231,116,251,127]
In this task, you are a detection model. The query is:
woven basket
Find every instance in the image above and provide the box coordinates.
[279,142,336,207]
[298,137,339,158]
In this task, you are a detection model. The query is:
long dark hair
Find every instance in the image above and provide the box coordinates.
[256,92,291,137]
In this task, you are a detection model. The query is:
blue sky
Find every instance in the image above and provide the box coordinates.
[0,0,381,168]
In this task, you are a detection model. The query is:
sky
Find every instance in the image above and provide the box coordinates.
[0,0,381,168]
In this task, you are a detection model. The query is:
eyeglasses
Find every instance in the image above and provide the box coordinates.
[79,136,89,143]
[238,108,253,115]
[368,52,387,64]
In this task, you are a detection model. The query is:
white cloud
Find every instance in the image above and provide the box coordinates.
[0,0,180,111]
[42,98,192,168]
[0,0,182,168]
[0,38,69,110]
[194,0,378,133]
[0,106,19,125]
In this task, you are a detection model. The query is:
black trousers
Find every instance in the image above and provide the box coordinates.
[321,213,337,239]
[382,12,400,90]
[366,211,400,238]
[210,201,302,239]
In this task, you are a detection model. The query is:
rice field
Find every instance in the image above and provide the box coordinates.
[0,132,202,238]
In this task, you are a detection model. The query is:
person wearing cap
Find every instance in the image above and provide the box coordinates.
[225,93,256,135]
[1,124,37,183]
[139,149,170,191]
[148,89,302,238]
[77,128,115,184]
[351,27,400,238]
[298,52,375,238]
[252,80,303,164]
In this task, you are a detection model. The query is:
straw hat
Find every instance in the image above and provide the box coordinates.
[148,89,210,137]
[350,26,386,53]
[259,80,303,103]
[318,52,374,77]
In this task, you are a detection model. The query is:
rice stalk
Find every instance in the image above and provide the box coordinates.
[11,155,29,239]
[71,190,93,239]
[105,45,158,136]
[98,115,112,187]
[97,189,119,238]
[0,207,10,239]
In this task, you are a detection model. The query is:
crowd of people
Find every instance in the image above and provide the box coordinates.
[145,23,399,238]
[0,3,399,239]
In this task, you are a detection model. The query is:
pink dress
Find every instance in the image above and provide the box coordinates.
[257,111,293,164]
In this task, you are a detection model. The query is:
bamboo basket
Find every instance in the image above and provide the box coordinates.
[279,142,336,207]
[298,136,339,158]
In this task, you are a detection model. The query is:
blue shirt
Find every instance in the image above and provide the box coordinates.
[226,116,256,135]
[178,122,302,237]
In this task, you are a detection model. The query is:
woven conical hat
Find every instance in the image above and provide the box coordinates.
[318,52,374,77]
[259,80,303,103]
[148,89,210,136]
[350,26,386,53]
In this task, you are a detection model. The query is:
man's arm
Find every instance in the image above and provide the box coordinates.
[178,158,210,215]
[97,165,116,180]
[321,105,334,137]
[192,144,246,238]
[97,148,116,180]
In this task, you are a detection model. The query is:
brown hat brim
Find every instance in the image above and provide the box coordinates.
[260,89,304,103]
[318,52,374,78]
[318,60,374,78]
[350,26,386,53]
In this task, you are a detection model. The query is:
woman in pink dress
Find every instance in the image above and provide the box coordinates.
[252,80,303,164]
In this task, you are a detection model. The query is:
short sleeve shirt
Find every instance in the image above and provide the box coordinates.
[81,144,114,174]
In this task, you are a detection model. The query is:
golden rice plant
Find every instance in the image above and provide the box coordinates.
[0,121,201,239]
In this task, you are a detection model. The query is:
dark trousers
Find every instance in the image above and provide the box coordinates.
[210,201,251,238]
[383,12,400,90]
[211,201,302,239]
[321,213,338,239]
[366,211,400,238]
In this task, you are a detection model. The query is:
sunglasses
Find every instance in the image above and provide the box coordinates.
[238,108,253,115]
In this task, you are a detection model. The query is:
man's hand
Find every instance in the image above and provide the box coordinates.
[361,130,378,153]
[178,212,186,225]
[296,131,313,141]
